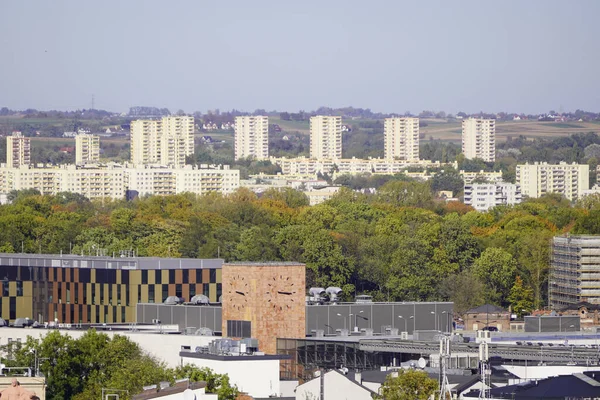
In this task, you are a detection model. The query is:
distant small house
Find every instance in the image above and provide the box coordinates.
[341,125,352,132]
[200,136,213,144]
[60,146,74,154]
[282,135,289,141]
[463,304,511,332]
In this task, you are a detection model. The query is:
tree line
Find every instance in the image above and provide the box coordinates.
[3,183,600,313]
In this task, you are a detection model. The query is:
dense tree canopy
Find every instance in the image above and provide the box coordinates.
[2,179,600,309]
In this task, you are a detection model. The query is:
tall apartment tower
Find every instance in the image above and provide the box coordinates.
[75,134,100,164]
[234,116,269,160]
[310,116,342,160]
[462,118,496,162]
[384,117,420,161]
[550,235,600,308]
[6,131,31,168]
[130,116,194,166]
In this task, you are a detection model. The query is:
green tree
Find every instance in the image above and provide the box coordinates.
[472,247,517,306]
[508,275,534,317]
[439,270,485,314]
[374,369,438,400]
[173,365,238,400]
[518,233,552,309]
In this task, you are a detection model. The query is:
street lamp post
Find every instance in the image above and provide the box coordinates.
[441,311,448,333]
[431,311,437,331]
[353,311,364,332]
[399,316,407,332]
[349,314,353,332]
[336,313,346,330]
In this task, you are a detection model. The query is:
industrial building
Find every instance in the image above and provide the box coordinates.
[549,235,600,309]
[0,253,223,324]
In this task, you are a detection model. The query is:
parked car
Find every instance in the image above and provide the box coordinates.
[482,326,499,332]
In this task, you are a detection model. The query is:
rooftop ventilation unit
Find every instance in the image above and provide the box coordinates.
[308,288,326,305]
[164,296,184,305]
[194,327,213,336]
[326,287,342,304]
[190,294,210,305]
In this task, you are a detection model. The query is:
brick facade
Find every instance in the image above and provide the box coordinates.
[222,262,306,354]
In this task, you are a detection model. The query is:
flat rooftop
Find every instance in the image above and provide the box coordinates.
[0,253,223,270]
[180,351,290,361]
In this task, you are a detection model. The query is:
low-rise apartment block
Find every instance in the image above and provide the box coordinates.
[464,182,522,211]
[516,162,589,201]
[0,163,239,200]
[271,157,442,176]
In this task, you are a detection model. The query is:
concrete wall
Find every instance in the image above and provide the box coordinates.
[181,355,281,398]
[136,301,455,336]
[0,327,217,368]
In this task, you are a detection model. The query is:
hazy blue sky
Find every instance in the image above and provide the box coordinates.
[1,1,599,114]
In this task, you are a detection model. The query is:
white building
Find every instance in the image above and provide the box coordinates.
[462,118,496,162]
[130,116,195,166]
[0,163,240,200]
[234,116,269,160]
[181,351,291,398]
[75,134,100,164]
[464,182,522,211]
[295,370,375,400]
[304,186,342,205]
[272,157,442,176]
[516,162,590,201]
[384,117,420,161]
[310,116,343,160]
[6,132,31,168]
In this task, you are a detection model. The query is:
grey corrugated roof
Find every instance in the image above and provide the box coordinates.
[465,304,507,314]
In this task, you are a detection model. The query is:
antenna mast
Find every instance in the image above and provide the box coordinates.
[478,341,490,399]
[439,336,451,400]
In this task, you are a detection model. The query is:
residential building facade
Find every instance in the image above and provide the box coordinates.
[310,116,342,160]
[75,134,100,164]
[6,131,31,168]
[549,235,600,309]
[463,182,522,211]
[234,116,269,160]
[0,163,240,200]
[384,117,420,161]
[130,116,194,166]
[516,162,589,201]
[462,118,496,162]
[0,253,224,324]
